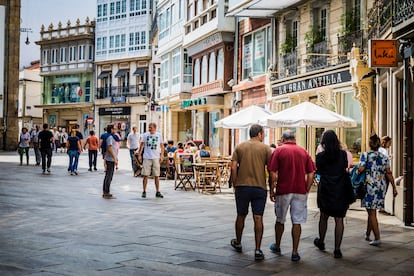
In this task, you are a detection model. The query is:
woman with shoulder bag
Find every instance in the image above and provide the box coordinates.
[313,130,352,258]
[358,134,398,246]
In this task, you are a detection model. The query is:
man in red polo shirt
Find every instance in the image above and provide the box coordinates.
[267,129,315,262]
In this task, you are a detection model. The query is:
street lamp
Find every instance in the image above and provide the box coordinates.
[20,27,32,45]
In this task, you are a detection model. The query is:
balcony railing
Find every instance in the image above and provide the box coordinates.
[368,0,392,39]
[337,29,365,63]
[393,0,414,26]
[306,41,328,72]
[279,50,298,79]
[95,84,149,99]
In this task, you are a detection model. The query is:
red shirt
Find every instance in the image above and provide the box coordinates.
[86,135,99,150]
[268,141,316,195]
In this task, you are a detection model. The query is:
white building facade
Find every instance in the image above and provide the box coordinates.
[95,0,155,141]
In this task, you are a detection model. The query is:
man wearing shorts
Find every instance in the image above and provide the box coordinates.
[230,124,272,261]
[138,123,164,198]
[267,129,315,262]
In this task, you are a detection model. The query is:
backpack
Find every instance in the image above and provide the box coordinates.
[100,133,120,153]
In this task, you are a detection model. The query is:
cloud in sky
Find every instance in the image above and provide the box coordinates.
[20,0,96,68]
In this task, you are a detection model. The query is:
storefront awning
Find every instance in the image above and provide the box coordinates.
[115,69,128,78]
[97,71,110,79]
[133,68,145,76]
[226,0,302,18]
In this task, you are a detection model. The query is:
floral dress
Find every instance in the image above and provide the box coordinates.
[359,150,390,209]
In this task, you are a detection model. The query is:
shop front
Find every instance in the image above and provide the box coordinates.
[98,106,131,146]
[269,66,362,160]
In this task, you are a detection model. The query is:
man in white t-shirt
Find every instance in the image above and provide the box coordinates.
[138,123,164,198]
[127,126,140,171]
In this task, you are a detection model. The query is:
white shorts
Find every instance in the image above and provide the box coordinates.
[142,158,161,177]
[274,193,308,224]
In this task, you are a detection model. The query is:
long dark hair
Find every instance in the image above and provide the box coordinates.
[320,130,341,160]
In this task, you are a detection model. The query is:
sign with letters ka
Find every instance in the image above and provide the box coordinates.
[369,40,398,68]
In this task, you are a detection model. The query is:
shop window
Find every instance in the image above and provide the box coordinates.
[343,91,362,160]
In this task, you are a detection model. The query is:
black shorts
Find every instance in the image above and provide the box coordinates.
[235,186,267,216]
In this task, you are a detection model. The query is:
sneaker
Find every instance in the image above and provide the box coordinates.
[68,168,70,172]
[334,249,343,258]
[42,170,46,174]
[269,243,281,255]
[155,192,164,198]
[74,171,78,175]
[141,191,146,198]
[70,172,74,176]
[88,168,92,172]
[94,167,97,171]
[230,239,242,252]
[314,238,325,251]
[291,253,301,262]
[47,168,51,174]
[254,250,264,261]
[369,240,381,246]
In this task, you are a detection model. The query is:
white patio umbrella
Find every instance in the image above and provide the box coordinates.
[215,105,272,129]
[260,101,357,128]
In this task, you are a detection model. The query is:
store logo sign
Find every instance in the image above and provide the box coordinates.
[369,39,398,68]
[180,97,207,109]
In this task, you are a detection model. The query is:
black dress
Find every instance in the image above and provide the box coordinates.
[316,150,349,218]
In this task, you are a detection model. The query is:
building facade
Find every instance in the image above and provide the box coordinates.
[18,60,42,130]
[36,18,95,136]
[181,0,235,156]
[95,0,155,142]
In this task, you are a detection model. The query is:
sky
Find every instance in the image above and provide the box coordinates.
[20,0,96,68]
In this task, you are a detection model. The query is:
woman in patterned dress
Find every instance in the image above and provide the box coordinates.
[358,134,398,246]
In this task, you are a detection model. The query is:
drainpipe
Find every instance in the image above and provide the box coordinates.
[230,16,239,154]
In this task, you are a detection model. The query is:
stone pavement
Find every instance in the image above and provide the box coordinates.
[0,149,413,275]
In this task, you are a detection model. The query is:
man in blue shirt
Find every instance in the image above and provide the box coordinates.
[102,124,118,199]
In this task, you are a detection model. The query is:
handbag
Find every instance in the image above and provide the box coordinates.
[350,164,367,199]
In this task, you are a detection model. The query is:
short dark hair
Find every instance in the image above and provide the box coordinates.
[168,140,174,145]
[89,130,95,136]
[369,134,381,151]
[106,124,114,133]
[249,124,263,138]
[282,130,295,140]
[43,123,48,129]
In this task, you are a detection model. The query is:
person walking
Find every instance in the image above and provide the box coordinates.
[127,126,140,173]
[229,124,272,261]
[378,135,392,214]
[68,124,84,172]
[31,125,41,166]
[52,127,60,153]
[138,122,164,199]
[358,134,398,246]
[38,123,54,174]
[102,124,118,199]
[267,130,316,262]
[313,130,353,259]
[84,130,99,171]
[67,129,82,175]
[60,128,68,153]
[18,127,31,166]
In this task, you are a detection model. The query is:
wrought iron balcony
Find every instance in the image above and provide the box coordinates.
[306,41,329,72]
[367,0,392,39]
[337,29,365,62]
[95,84,149,99]
[393,0,414,26]
[279,50,298,79]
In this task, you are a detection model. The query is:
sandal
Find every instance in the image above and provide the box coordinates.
[314,238,325,251]
[230,239,242,252]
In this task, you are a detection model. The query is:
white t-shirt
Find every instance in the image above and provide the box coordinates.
[19,132,31,148]
[127,132,140,149]
[141,132,162,159]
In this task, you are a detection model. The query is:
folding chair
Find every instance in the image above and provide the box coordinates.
[174,157,195,190]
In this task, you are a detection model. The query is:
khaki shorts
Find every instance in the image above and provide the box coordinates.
[141,158,161,177]
[274,193,308,224]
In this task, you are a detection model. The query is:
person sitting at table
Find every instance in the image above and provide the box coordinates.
[195,144,211,162]
[184,141,197,153]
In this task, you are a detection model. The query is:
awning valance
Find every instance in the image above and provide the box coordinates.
[133,68,145,76]
[115,69,128,78]
[97,71,110,79]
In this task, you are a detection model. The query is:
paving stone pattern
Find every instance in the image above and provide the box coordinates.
[0,149,413,275]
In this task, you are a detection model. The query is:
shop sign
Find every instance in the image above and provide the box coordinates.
[369,39,398,68]
[99,106,131,115]
[180,97,207,109]
[272,70,351,97]
[111,96,126,103]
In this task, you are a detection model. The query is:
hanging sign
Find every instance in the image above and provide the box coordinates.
[369,39,398,68]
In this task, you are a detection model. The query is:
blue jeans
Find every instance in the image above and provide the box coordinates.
[68,150,79,172]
